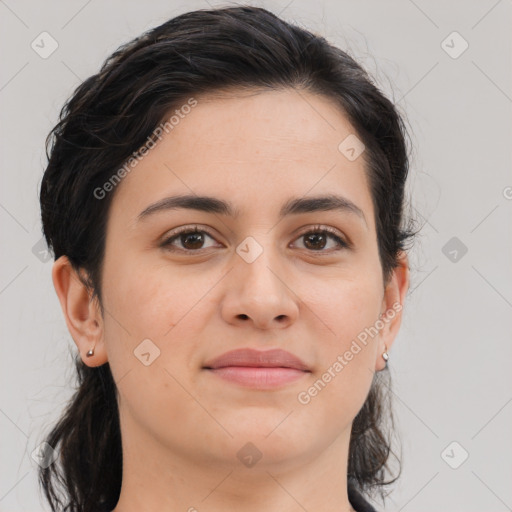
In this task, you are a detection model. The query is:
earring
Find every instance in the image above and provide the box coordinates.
[86,346,95,357]
[382,344,389,362]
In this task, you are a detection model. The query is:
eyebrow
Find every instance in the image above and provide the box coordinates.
[137,193,367,227]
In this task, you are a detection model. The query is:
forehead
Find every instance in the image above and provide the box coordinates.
[108,88,374,227]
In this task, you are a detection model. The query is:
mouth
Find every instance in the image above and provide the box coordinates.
[204,366,309,388]
[202,348,311,389]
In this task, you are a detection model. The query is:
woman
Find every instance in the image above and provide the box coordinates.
[38,5,417,512]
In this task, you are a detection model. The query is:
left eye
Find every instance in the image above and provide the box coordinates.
[293,227,348,252]
[161,226,348,253]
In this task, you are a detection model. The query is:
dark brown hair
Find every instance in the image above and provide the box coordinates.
[38,5,418,512]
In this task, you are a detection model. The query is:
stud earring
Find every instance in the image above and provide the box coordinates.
[86,346,95,357]
[382,344,389,362]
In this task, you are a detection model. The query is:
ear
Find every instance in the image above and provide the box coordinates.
[375,251,410,371]
[52,255,107,367]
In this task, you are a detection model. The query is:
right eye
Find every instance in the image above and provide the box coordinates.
[160,226,221,253]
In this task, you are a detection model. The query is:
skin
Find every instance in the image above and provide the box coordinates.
[52,88,409,512]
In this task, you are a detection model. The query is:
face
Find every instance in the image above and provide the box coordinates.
[58,88,408,474]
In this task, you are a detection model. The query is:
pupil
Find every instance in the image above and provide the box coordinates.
[183,232,203,249]
[305,233,326,250]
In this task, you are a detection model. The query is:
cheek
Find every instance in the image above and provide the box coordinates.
[297,279,381,424]
[101,255,217,371]
[102,251,190,335]
[305,274,382,348]
[301,275,382,408]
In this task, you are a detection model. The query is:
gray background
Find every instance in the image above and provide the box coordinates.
[1,0,511,511]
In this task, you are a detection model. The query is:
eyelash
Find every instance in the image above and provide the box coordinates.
[160,224,349,254]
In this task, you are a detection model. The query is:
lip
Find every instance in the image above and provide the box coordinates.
[203,348,311,389]
[203,348,310,371]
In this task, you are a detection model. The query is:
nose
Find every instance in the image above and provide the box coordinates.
[220,245,300,330]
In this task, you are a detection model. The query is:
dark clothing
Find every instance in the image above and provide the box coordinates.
[348,485,379,512]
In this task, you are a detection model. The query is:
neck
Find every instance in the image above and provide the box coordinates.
[112,411,356,512]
